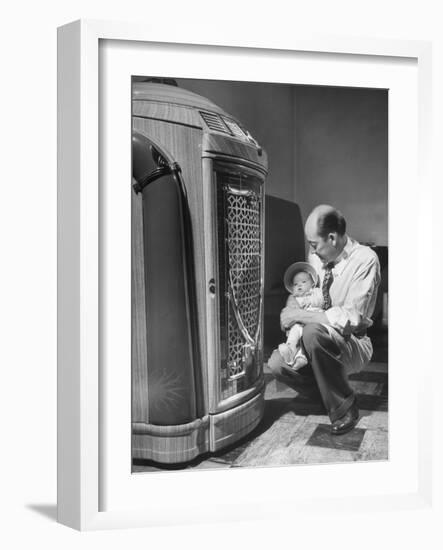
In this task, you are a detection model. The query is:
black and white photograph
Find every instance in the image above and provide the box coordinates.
[5,0,440,543]
[130,76,388,472]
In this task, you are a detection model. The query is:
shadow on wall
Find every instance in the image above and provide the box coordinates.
[264,195,305,353]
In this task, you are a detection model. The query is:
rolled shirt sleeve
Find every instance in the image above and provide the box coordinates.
[325,258,380,335]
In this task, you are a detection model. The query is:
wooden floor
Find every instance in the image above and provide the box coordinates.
[133,329,388,472]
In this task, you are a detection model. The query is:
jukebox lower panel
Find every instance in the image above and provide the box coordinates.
[209,389,265,452]
[132,389,265,462]
[132,417,210,463]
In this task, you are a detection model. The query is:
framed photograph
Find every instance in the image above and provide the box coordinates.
[57,19,433,530]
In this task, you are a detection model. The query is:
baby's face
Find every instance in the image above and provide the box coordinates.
[292,271,314,296]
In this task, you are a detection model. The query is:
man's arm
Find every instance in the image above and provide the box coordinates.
[280,307,328,329]
[324,254,380,335]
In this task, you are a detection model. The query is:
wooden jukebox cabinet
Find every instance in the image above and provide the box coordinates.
[132,83,268,463]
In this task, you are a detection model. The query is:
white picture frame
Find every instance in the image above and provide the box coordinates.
[57,19,434,531]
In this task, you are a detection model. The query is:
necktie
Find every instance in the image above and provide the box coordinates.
[322,262,334,310]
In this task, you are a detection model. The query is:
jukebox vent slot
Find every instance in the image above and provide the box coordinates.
[199,111,230,134]
[222,117,245,138]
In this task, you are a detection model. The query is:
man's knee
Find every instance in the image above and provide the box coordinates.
[302,323,330,353]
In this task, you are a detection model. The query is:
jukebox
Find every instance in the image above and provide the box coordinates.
[131,82,268,463]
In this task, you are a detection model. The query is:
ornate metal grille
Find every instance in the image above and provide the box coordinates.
[216,170,264,381]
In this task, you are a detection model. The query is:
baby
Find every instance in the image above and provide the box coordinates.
[278,262,324,370]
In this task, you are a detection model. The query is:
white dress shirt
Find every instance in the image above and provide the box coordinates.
[309,236,381,373]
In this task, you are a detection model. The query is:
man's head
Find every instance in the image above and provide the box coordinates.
[305,205,347,265]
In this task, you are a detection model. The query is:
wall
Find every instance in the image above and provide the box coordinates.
[175,80,388,245]
[295,85,388,245]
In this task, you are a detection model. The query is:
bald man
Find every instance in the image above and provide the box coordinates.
[268,205,381,435]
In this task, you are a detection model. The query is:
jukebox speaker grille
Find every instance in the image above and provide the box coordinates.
[216,169,264,389]
[226,191,262,377]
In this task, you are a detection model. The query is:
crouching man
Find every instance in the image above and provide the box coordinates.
[268,204,381,435]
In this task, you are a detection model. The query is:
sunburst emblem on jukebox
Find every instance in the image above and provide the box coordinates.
[131,82,267,464]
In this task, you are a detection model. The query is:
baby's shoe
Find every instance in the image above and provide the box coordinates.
[278,343,297,366]
[292,352,308,371]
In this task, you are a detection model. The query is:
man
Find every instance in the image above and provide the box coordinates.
[268,204,381,435]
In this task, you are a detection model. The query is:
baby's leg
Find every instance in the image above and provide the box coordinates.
[286,323,303,347]
[279,324,308,369]
[278,324,303,365]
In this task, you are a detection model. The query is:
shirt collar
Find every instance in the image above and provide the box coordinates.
[326,235,356,274]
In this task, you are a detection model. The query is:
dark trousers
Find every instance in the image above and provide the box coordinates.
[267,323,356,422]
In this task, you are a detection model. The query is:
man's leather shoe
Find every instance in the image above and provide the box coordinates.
[331,402,359,435]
